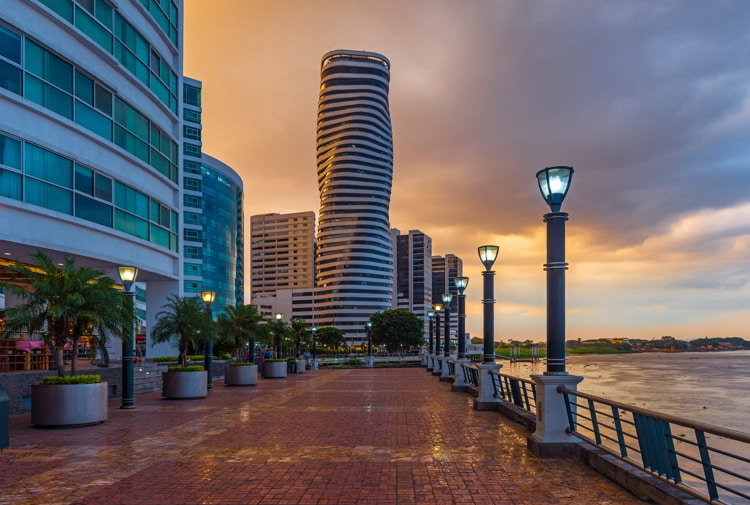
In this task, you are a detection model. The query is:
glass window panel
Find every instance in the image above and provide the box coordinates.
[0,24,21,64]
[149,148,169,178]
[183,108,200,123]
[39,0,74,22]
[25,74,73,119]
[114,209,148,240]
[74,163,93,194]
[75,71,93,105]
[75,101,112,141]
[149,50,159,73]
[75,193,112,227]
[150,124,161,149]
[78,0,95,15]
[0,133,21,170]
[159,59,169,84]
[184,246,201,259]
[114,125,149,163]
[0,59,21,95]
[184,160,201,174]
[169,26,177,47]
[74,6,113,53]
[150,223,169,248]
[169,71,177,95]
[169,2,178,25]
[150,200,159,221]
[94,0,113,29]
[150,2,169,33]
[170,141,178,164]
[134,190,148,219]
[94,172,111,201]
[24,143,73,188]
[135,34,149,63]
[94,83,112,115]
[24,40,72,93]
[183,84,200,106]
[184,262,200,276]
[150,73,169,105]
[159,204,169,227]
[0,167,22,200]
[159,130,170,157]
[25,178,72,214]
[170,210,178,232]
[184,211,200,226]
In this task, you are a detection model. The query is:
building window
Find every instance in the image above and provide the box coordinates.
[183,176,201,192]
[183,108,200,123]
[183,142,200,157]
[184,84,200,107]
[183,125,200,141]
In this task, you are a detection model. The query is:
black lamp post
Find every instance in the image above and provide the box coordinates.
[434,304,442,356]
[200,291,216,391]
[312,327,317,360]
[118,266,138,409]
[274,313,283,358]
[427,311,435,355]
[536,166,574,374]
[366,321,372,357]
[454,277,468,359]
[441,293,452,357]
[478,245,499,364]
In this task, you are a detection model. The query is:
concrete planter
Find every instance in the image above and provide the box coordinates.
[225,365,258,386]
[162,371,207,399]
[295,358,306,374]
[31,382,108,427]
[262,361,287,378]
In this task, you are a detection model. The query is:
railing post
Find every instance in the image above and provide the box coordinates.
[527,377,583,458]
[440,356,454,382]
[695,430,719,501]
[451,358,471,392]
[473,363,503,410]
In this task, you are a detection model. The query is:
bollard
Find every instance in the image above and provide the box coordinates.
[0,386,9,449]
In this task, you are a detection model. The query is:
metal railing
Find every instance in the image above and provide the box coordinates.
[489,371,537,415]
[560,387,750,504]
[461,363,479,389]
[0,332,56,372]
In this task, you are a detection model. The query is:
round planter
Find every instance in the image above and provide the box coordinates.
[31,382,108,427]
[225,365,258,386]
[262,361,287,378]
[162,371,207,399]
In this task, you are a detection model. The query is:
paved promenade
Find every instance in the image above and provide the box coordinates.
[0,368,642,505]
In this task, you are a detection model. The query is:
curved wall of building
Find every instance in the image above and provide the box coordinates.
[314,49,394,341]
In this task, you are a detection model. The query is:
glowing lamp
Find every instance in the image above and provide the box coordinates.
[200,291,216,304]
[118,266,139,292]
[478,245,499,270]
[536,166,574,211]
[454,276,469,294]
[441,292,453,305]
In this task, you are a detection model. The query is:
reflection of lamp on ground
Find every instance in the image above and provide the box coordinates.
[118,266,138,409]
[528,165,584,458]
[200,291,216,391]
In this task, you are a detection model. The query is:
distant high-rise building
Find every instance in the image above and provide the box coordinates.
[432,254,463,339]
[396,230,432,339]
[313,49,394,344]
[250,211,316,295]
[183,77,244,313]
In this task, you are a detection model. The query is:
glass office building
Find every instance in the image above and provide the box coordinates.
[182,77,244,313]
[0,0,184,358]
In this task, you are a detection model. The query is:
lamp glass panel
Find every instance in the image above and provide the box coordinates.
[427,311,435,317]
[547,167,571,195]
[537,172,550,198]
[118,266,137,282]
[442,293,453,304]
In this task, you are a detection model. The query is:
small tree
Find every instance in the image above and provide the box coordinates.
[316,326,346,352]
[3,251,130,376]
[289,318,311,356]
[217,304,265,362]
[150,296,211,366]
[370,309,424,352]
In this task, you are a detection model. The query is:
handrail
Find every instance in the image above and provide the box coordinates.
[560,387,750,504]
[489,371,537,415]
[460,363,480,389]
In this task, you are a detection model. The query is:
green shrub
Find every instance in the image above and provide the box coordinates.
[167,365,204,372]
[42,375,100,385]
[346,359,364,366]
[286,357,299,362]
[264,358,286,362]
[152,356,179,363]
[221,353,232,360]
[229,362,256,366]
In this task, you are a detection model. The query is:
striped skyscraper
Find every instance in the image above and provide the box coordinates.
[314,50,394,344]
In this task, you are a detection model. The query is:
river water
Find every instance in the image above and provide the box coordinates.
[500,350,750,433]
[500,351,750,503]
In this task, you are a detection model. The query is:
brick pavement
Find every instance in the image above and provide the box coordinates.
[0,368,643,505]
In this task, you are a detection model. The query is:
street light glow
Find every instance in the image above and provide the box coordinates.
[536,166,574,212]
[200,291,216,304]
[477,245,499,270]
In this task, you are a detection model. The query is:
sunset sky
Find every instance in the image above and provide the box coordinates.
[184,1,750,342]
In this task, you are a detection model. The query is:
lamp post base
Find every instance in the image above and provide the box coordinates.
[439,357,453,382]
[473,363,502,410]
[451,358,471,392]
[431,357,443,376]
[426,354,435,371]
[527,374,584,458]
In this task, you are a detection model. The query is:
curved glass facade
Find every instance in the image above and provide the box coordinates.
[315,50,394,341]
[199,157,244,312]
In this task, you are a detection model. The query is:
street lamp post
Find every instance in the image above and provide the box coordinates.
[274,313,283,358]
[432,304,442,375]
[474,245,501,409]
[200,291,216,392]
[440,292,453,381]
[451,277,470,392]
[366,321,373,368]
[454,277,469,359]
[425,311,435,369]
[528,165,583,458]
[311,327,317,369]
[118,266,138,409]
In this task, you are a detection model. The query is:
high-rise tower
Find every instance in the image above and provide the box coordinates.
[314,50,394,344]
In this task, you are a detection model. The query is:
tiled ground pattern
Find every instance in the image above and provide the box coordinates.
[0,368,643,505]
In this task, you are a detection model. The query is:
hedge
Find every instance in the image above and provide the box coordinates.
[229,363,256,366]
[42,375,101,385]
[167,365,205,372]
[263,359,287,363]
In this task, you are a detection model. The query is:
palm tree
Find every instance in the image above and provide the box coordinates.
[289,318,311,357]
[2,251,131,376]
[217,304,266,362]
[150,296,211,366]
